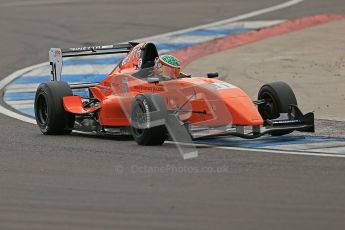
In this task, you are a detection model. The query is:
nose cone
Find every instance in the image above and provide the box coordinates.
[168,77,264,126]
[217,87,264,126]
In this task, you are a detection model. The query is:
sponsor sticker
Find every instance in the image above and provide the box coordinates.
[211,82,236,90]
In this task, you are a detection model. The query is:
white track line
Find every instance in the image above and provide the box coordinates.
[214,146,345,158]
[166,141,345,158]
[0,63,47,124]
[149,20,286,44]
[140,0,304,41]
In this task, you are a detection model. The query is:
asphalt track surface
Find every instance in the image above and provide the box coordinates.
[1,0,345,229]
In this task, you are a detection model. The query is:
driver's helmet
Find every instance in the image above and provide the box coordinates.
[153,54,181,79]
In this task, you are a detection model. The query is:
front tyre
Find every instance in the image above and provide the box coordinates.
[258,81,297,136]
[130,93,167,145]
[34,81,75,135]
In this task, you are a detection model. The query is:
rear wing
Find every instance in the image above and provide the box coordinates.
[49,42,139,81]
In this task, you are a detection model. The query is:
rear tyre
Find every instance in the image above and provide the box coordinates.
[130,93,167,145]
[258,81,297,136]
[34,81,75,135]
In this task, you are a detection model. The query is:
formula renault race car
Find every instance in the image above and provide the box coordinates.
[34,42,314,147]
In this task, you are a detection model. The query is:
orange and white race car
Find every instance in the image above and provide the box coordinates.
[34,42,314,146]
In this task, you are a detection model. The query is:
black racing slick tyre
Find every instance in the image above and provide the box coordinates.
[34,81,75,135]
[258,81,297,136]
[130,93,167,145]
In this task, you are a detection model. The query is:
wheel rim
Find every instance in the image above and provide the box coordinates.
[259,92,279,119]
[36,94,48,125]
[132,101,147,136]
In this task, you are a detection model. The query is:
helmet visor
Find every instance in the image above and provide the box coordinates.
[157,62,180,79]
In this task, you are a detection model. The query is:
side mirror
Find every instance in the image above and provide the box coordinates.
[147,77,160,84]
[207,72,219,78]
